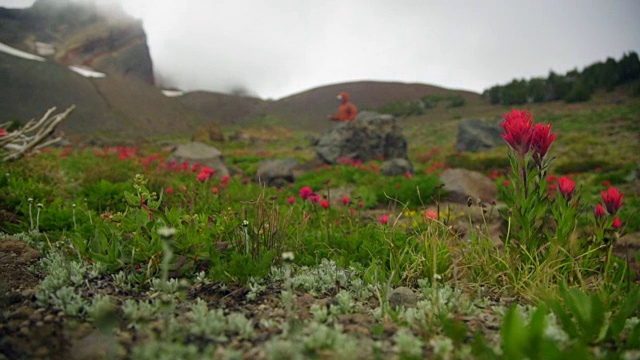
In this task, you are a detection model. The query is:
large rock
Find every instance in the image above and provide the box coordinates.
[439,168,498,204]
[316,111,409,164]
[456,118,504,152]
[167,142,229,177]
[256,158,300,187]
[381,158,413,176]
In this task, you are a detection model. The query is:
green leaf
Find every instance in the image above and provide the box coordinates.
[123,190,139,206]
[501,306,527,359]
[608,287,640,342]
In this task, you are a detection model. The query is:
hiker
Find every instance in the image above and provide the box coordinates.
[328,91,358,122]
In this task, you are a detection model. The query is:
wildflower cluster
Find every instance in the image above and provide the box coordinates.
[499,110,625,254]
[594,187,624,244]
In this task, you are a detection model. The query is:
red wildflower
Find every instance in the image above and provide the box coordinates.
[211,187,219,195]
[192,163,201,172]
[165,187,174,194]
[221,175,230,184]
[201,166,215,175]
[378,214,389,225]
[308,194,321,204]
[299,186,313,200]
[612,216,622,229]
[287,196,295,204]
[594,203,606,220]
[0,128,7,137]
[358,201,364,208]
[557,176,575,201]
[500,110,534,156]
[530,123,557,163]
[600,187,624,215]
[196,171,209,182]
[341,196,351,206]
[425,210,438,221]
[320,200,329,209]
[242,177,249,185]
[404,172,413,179]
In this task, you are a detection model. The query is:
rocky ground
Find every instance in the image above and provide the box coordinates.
[1,231,638,359]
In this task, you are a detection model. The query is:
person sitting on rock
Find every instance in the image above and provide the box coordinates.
[328,91,358,121]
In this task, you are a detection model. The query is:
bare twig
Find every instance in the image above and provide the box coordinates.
[1,105,75,161]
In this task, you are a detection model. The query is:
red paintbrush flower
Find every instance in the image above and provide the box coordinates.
[594,203,606,219]
[600,187,624,215]
[531,123,557,164]
[612,216,622,229]
[320,200,329,209]
[500,110,534,156]
[299,186,313,200]
[378,214,389,225]
[557,176,575,201]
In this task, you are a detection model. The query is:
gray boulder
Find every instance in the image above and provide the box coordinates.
[456,118,503,152]
[316,111,409,164]
[167,141,229,177]
[440,168,497,204]
[256,158,300,187]
[381,158,413,176]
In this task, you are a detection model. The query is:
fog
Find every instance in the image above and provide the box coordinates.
[3,0,640,99]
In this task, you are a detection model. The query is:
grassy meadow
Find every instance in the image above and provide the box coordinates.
[1,89,639,359]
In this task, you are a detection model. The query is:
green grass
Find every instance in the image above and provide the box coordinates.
[1,93,639,359]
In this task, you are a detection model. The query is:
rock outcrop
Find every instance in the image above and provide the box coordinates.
[167,142,229,177]
[456,118,504,153]
[316,111,409,164]
[1,0,154,84]
[439,168,498,204]
[256,158,300,187]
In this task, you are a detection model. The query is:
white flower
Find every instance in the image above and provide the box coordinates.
[157,227,177,238]
[282,252,295,261]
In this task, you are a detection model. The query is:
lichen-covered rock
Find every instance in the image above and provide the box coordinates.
[316,111,409,164]
[167,142,229,177]
[256,158,300,187]
[439,168,498,204]
[456,118,503,153]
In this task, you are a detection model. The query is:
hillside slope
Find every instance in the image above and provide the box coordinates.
[0,50,200,139]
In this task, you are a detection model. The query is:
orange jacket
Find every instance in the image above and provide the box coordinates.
[330,91,358,121]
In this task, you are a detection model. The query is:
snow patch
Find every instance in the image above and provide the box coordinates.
[0,42,45,62]
[68,65,106,78]
[35,42,55,56]
[162,89,184,97]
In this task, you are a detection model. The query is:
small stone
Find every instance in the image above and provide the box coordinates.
[20,289,35,298]
[35,321,44,327]
[29,311,43,322]
[34,308,46,315]
[388,286,418,309]
[19,326,30,336]
[44,314,55,322]
[34,346,50,357]
[9,306,31,320]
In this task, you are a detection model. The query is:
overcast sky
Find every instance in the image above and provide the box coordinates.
[2,0,640,99]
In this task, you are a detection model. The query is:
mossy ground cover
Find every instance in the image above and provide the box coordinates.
[1,95,639,359]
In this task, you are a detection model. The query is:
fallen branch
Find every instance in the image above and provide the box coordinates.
[0,105,75,161]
